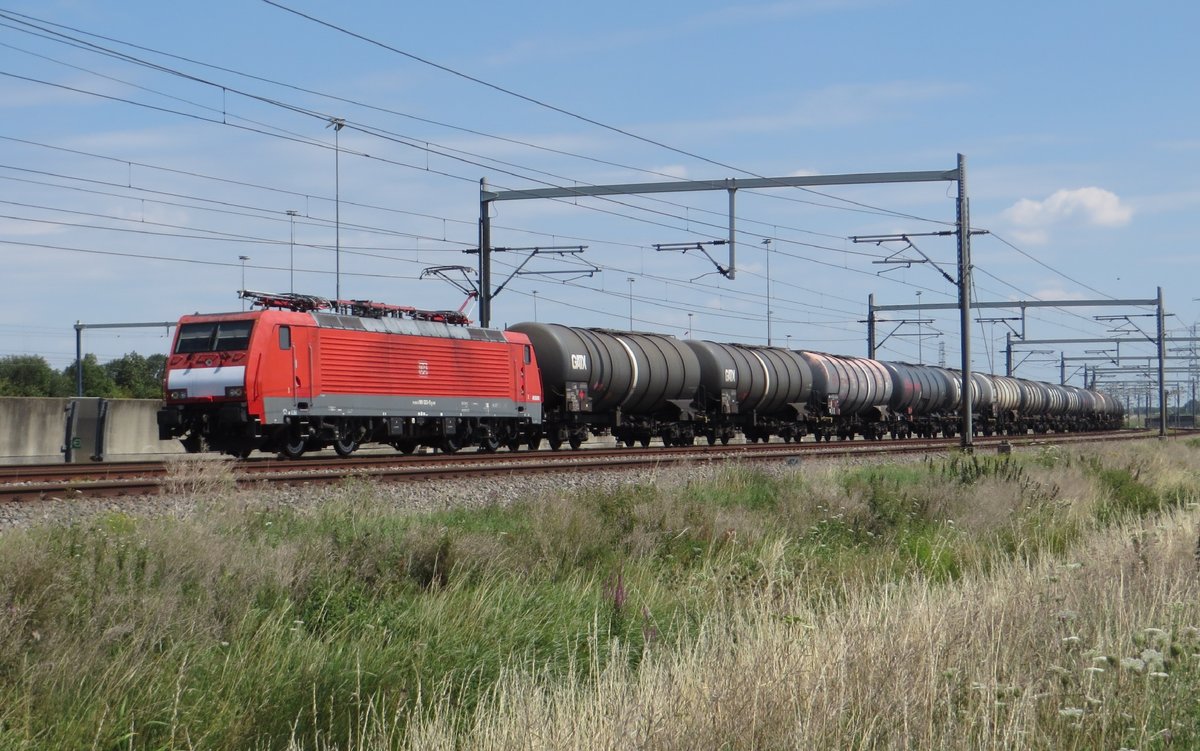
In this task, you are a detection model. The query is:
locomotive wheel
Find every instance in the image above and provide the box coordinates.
[280,435,307,459]
[479,435,500,453]
[441,435,462,454]
[333,434,358,457]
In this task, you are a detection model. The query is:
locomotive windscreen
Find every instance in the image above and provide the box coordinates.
[175,320,254,354]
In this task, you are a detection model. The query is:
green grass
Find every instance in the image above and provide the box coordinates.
[1,442,1199,749]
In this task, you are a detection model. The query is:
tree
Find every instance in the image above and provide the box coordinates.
[60,354,118,398]
[104,352,167,398]
[0,355,69,396]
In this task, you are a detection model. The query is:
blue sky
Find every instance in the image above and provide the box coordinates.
[2,0,1197,397]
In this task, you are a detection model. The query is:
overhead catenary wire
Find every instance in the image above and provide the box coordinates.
[0,5,1134,372]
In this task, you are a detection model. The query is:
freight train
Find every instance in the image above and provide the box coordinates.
[156,291,1125,458]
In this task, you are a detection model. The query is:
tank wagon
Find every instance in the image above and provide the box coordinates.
[508,323,1122,449]
[159,293,1124,458]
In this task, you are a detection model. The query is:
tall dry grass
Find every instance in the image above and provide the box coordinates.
[398,498,1200,750]
[2,441,1198,750]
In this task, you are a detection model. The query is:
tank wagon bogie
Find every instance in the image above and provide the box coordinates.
[160,293,1125,457]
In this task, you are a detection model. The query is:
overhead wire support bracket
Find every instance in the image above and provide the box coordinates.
[850,231,985,287]
[451,245,595,312]
[485,245,595,297]
[657,239,729,278]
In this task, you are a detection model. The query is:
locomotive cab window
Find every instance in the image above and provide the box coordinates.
[174,320,255,354]
[278,325,291,350]
[524,344,531,364]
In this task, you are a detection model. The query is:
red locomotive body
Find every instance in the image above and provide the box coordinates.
[157,294,543,457]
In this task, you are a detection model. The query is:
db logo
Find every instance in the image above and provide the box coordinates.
[417,361,429,377]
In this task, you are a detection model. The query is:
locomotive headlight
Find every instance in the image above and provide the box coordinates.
[169,389,188,400]
[225,386,246,398]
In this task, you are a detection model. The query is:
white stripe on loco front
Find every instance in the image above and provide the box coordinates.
[614,336,640,408]
[167,366,246,398]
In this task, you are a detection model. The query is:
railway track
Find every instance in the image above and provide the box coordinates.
[0,429,1158,503]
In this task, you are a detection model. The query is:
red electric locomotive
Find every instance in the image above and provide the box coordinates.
[157,291,543,458]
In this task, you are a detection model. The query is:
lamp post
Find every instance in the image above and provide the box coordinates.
[286,210,298,293]
[762,238,772,346]
[916,290,923,365]
[328,117,345,301]
[238,255,250,309]
[626,277,635,329]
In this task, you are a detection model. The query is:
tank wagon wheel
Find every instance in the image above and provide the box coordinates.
[568,434,583,450]
[393,441,418,455]
[639,436,651,448]
[720,434,731,445]
[548,436,563,451]
[706,432,717,446]
[528,435,543,451]
[506,437,523,452]
[623,436,637,448]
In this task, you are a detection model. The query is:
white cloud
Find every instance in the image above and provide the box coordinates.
[1029,287,1088,301]
[653,165,690,180]
[1003,187,1133,230]
[1007,228,1048,246]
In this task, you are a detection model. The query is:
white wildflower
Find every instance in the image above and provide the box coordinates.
[1120,657,1146,673]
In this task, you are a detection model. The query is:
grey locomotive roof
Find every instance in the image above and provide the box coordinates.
[311,312,507,343]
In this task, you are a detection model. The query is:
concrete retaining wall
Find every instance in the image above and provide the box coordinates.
[0,397,185,465]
